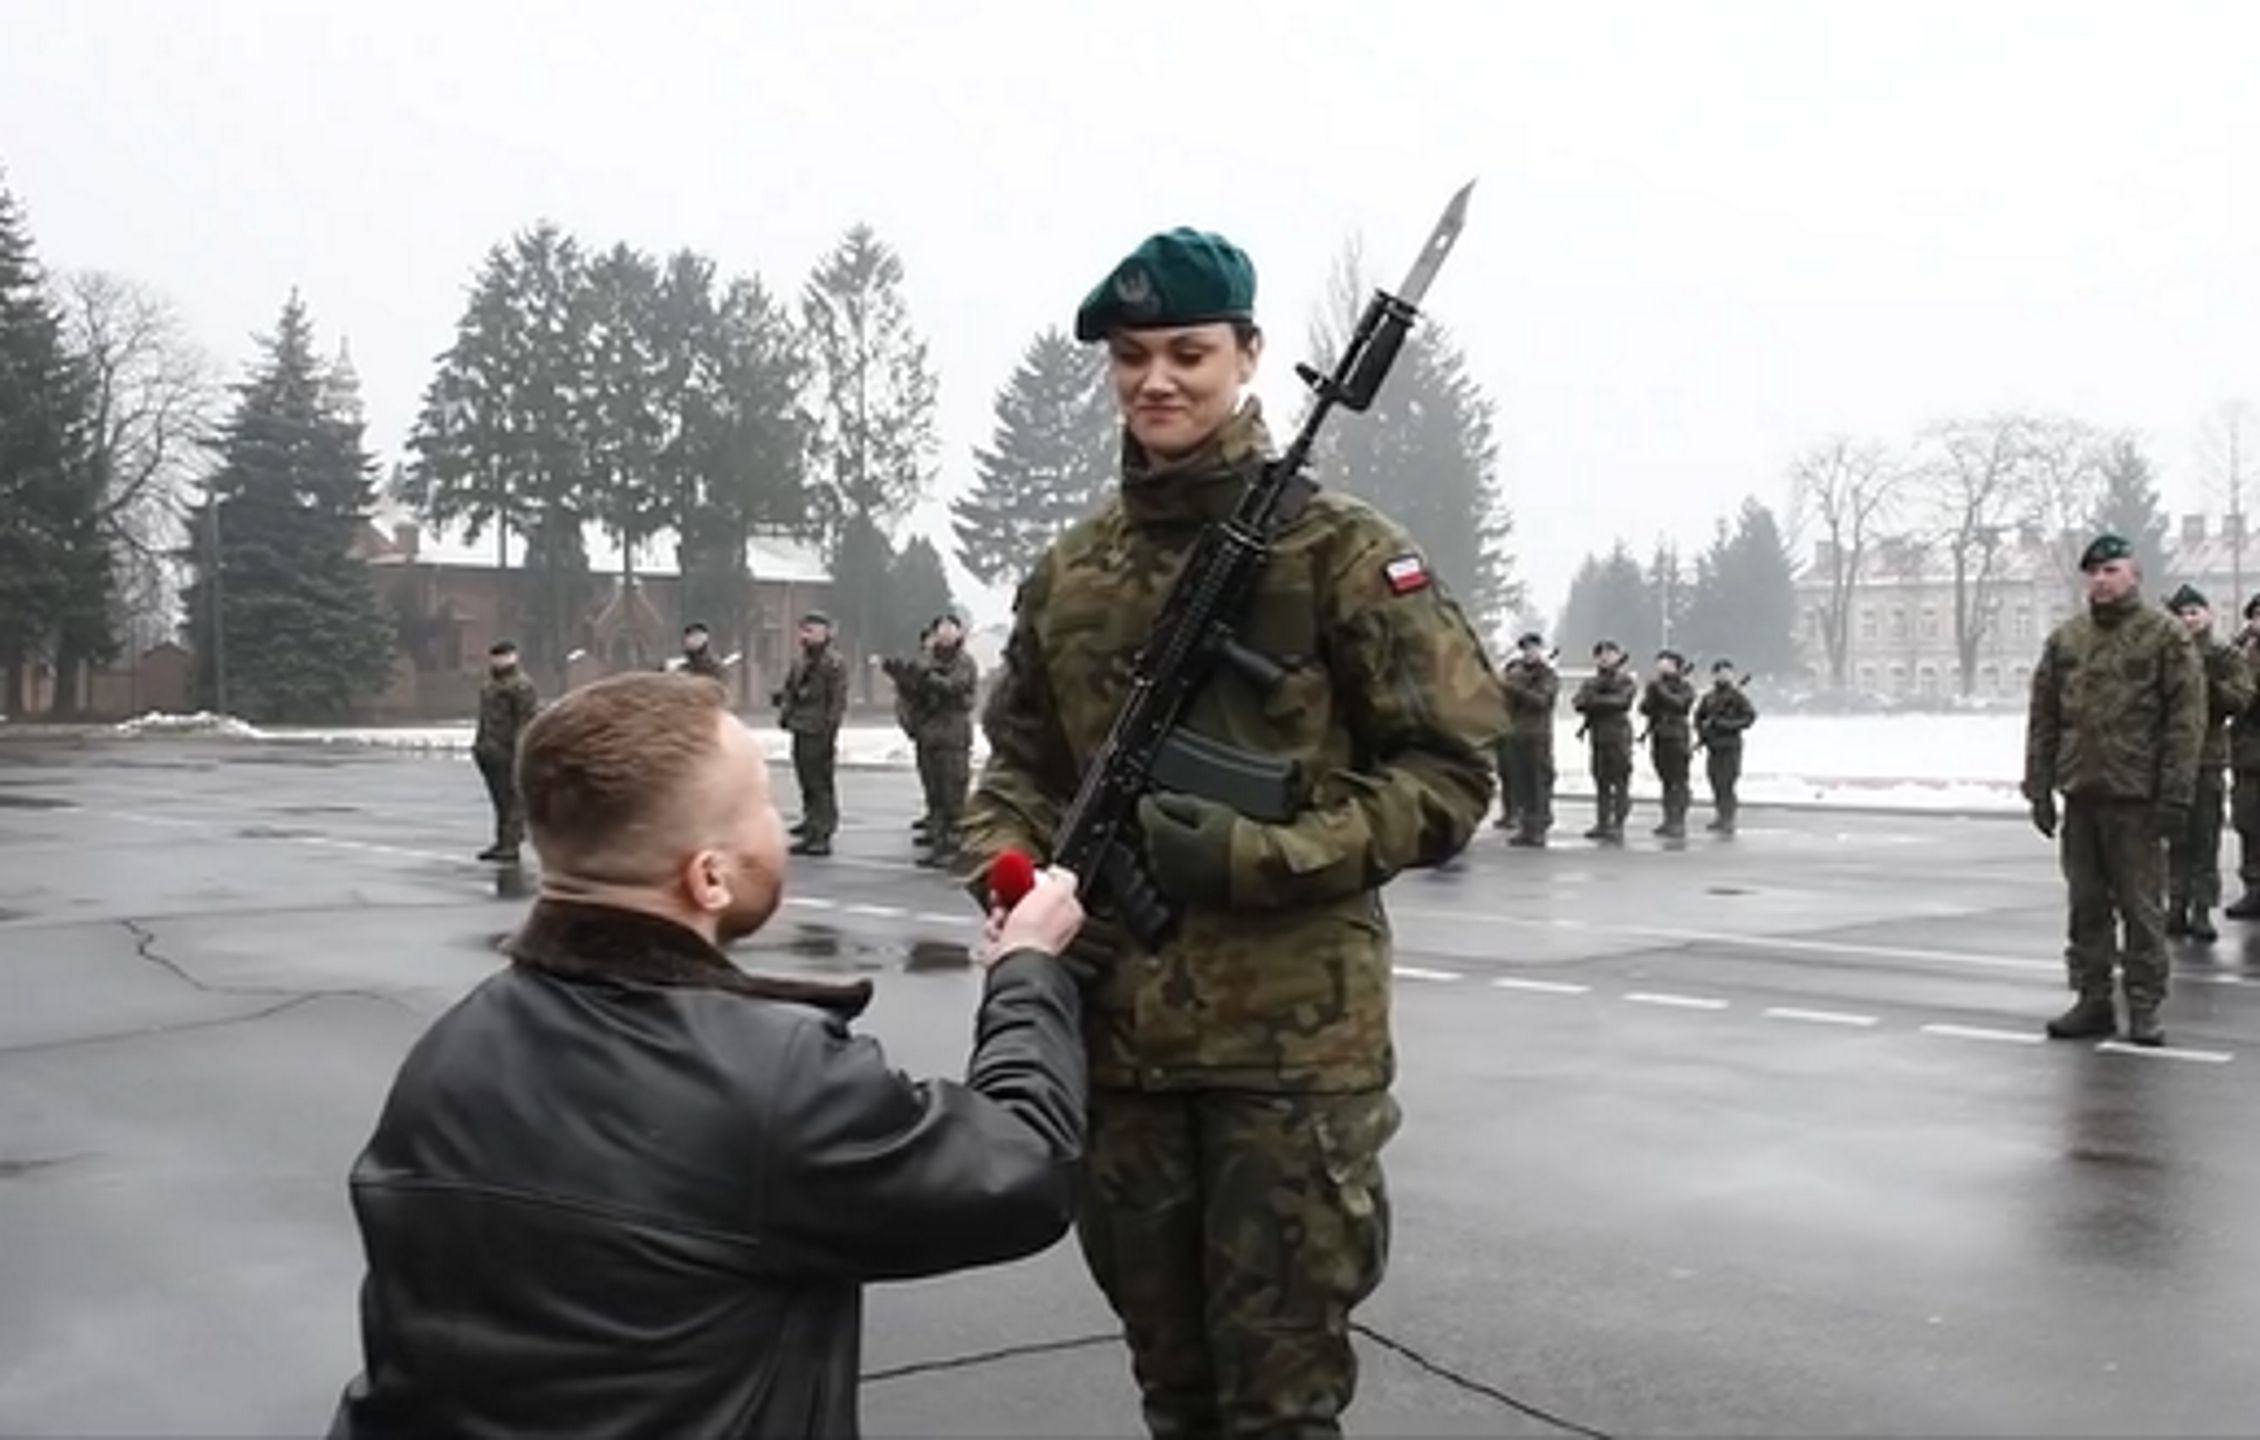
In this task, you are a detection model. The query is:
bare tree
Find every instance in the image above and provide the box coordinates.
[1788,436,1900,691]
[59,271,218,655]
[2199,399,2254,606]
[1916,414,2036,698]
[2019,415,2110,592]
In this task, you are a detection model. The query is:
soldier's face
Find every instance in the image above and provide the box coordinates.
[1107,323,1259,459]
[489,652,516,674]
[684,631,708,652]
[2178,605,2213,636]
[2085,558,2138,605]
[799,622,828,649]
[934,619,963,647]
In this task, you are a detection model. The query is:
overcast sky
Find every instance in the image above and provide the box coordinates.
[4,0,2253,629]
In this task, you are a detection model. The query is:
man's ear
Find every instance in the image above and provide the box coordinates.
[682,847,731,915]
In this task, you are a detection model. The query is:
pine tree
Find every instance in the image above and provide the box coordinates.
[1556,542,1651,660]
[1643,543,1687,658]
[580,243,666,640]
[182,293,395,721]
[886,536,959,654]
[0,175,98,716]
[2088,436,2171,588]
[952,326,1113,587]
[403,241,530,573]
[1682,499,1799,674]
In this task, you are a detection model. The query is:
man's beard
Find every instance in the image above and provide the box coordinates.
[715,859,782,944]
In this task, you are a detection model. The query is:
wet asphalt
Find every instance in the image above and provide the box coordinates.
[0,736,2255,1437]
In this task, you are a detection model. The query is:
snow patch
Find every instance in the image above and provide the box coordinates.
[112,710,269,739]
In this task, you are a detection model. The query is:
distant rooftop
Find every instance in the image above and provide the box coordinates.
[365,502,830,586]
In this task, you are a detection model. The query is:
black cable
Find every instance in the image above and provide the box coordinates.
[1351,1322,1615,1440]
[860,1331,1118,1385]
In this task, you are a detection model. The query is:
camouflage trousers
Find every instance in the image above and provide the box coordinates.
[2232,768,2260,891]
[791,731,839,841]
[2169,768,2228,910]
[1078,1088,1401,1440]
[2060,796,2170,1009]
[1588,739,1632,831]
[1650,739,1692,823]
[473,753,523,849]
[1491,739,1516,825]
[1705,742,1743,821]
[917,742,970,843]
[1502,736,1553,835]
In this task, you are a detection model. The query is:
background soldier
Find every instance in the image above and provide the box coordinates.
[772,612,848,857]
[911,613,979,869]
[2229,594,2260,921]
[471,640,538,861]
[1573,639,1637,843]
[1694,659,1757,835]
[963,226,1501,1437]
[2023,534,2203,1046]
[1640,649,1698,839]
[2164,585,2253,942]
[1498,632,1559,847]
[675,621,725,680]
[890,622,937,847]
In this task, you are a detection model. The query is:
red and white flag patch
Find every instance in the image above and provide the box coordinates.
[1383,553,1431,595]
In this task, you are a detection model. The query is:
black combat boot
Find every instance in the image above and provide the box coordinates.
[789,836,831,857]
[2166,900,2190,938]
[2225,888,2260,920]
[2124,1006,2166,1047]
[2044,993,2118,1040]
[1508,826,1547,849]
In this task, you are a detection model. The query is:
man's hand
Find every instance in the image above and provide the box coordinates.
[978,866,1084,968]
[2029,793,2058,840]
[2155,801,2190,842]
[1137,792,1237,909]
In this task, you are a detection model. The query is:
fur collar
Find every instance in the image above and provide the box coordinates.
[506,898,872,1018]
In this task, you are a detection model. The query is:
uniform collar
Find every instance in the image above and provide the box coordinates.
[506,898,872,1017]
[1118,400,1273,530]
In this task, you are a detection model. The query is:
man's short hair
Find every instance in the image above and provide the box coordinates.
[515,672,732,877]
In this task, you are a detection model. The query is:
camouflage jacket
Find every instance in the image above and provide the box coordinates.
[2190,631,2254,770]
[1640,674,1697,749]
[473,667,538,763]
[678,647,726,680]
[1572,668,1637,748]
[963,402,1504,1094]
[1694,683,1758,750]
[2234,634,2260,772]
[909,645,979,749]
[2023,594,2204,805]
[776,646,848,737]
[1500,657,1559,741]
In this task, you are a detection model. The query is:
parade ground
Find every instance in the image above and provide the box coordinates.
[3,735,2257,1437]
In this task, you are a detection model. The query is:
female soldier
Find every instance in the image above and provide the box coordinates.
[963,227,1503,1438]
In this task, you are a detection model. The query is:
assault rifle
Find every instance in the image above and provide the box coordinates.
[992,182,1475,949]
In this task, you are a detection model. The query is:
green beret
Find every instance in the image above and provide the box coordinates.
[801,610,833,628]
[2168,583,2209,612]
[2078,533,2134,572]
[1074,228,1256,343]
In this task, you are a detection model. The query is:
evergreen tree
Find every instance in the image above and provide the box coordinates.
[952,326,1113,587]
[2088,435,2171,588]
[1643,543,1687,659]
[403,241,530,571]
[0,175,98,716]
[886,536,960,655]
[829,511,895,697]
[1681,499,1799,675]
[802,224,939,668]
[1556,542,1651,660]
[181,293,395,721]
[580,243,666,634]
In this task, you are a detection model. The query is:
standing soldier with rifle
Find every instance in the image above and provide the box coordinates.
[772,612,848,857]
[890,621,937,847]
[1640,649,1698,839]
[2164,585,2253,941]
[910,612,980,869]
[2228,594,2260,922]
[674,621,726,680]
[1694,658,1757,834]
[472,640,539,862]
[1573,640,1638,843]
[1499,632,1559,847]
[961,193,1501,1437]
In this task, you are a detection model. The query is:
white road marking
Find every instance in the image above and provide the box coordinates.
[2096,1040,2235,1064]
[1920,1023,2043,1046]
[1491,977,1591,995]
[915,912,968,926]
[787,896,838,911]
[844,903,906,919]
[1625,992,1729,1011]
[1393,966,1464,983]
[1763,1007,1881,1028]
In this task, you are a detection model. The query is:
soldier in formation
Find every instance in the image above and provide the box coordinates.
[964,225,1502,1437]
[773,611,849,857]
[2230,594,2260,921]
[674,621,726,680]
[1497,632,1559,847]
[2022,533,2203,1047]
[1640,649,1698,839]
[2164,585,2254,942]
[1694,659,1757,835]
[905,612,980,869]
[892,621,937,846]
[1573,640,1637,843]
[471,640,539,862]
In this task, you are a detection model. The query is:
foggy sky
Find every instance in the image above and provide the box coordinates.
[3,0,2253,631]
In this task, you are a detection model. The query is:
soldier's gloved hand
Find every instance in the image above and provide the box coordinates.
[2028,794,2058,840]
[1136,792,1237,910]
[2154,801,2190,841]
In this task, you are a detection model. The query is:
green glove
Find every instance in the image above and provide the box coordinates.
[1137,792,1238,910]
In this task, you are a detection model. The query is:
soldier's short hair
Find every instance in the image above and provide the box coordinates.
[515,671,732,876]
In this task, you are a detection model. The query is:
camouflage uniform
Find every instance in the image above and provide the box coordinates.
[2230,629,2260,918]
[2023,592,2204,1025]
[909,642,979,862]
[1693,680,1758,833]
[775,643,849,846]
[1498,654,1559,844]
[471,663,538,856]
[678,645,725,681]
[1640,672,1698,838]
[1571,666,1637,841]
[963,402,1502,1438]
[2167,627,2253,932]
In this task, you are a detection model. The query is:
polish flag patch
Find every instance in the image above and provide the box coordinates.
[1383,553,1432,595]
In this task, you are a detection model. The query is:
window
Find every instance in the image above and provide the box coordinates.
[1857,665,1878,693]
[1890,607,1908,641]
[1980,664,1999,695]
[1889,664,1909,695]
[1859,607,1879,643]
[1920,606,1940,641]
[2014,606,2034,642]
[1918,666,1940,697]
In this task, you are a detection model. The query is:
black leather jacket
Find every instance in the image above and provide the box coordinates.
[329,899,1085,1439]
